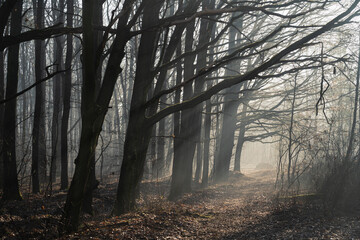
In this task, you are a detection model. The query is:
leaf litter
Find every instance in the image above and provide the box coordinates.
[1,170,360,239]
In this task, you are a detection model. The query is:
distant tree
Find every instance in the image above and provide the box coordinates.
[60,0,74,191]
[214,15,243,182]
[50,0,65,189]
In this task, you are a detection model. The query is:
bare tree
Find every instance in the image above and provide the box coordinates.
[2,0,23,201]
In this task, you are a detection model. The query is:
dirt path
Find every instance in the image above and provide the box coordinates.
[2,170,360,239]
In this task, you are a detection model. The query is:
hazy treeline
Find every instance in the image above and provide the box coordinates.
[1,0,360,232]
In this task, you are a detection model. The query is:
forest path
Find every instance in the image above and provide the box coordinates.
[82,169,360,239]
[2,169,360,239]
[71,169,281,239]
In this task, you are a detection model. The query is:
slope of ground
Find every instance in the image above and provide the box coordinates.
[1,170,360,239]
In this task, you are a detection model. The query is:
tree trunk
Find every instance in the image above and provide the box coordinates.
[2,0,23,201]
[113,0,164,215]
[214,17,243,182]
[20,45,28,163]
[202,20,215,187]
[193,0,215,184]
[170,0,217,195]
[214,86,241,182]
[113,109,153,214]
[62,0,133,231]
[155,101,165,178]
[32,0,46,193]
[59,0,74,190]
[82,156,99,214]
[194,141,202,183]
[169,20,197,200]
[82,0,103,215]
[202,99,211,187]
[287,77,297,185]
[0,50,4,190]
[52,0,65,189]
[234,103,248,172]
[150,127,157,179]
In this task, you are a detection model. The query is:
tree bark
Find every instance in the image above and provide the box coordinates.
[113,0,164,215]
[2,0,23,201]
[193,0,215,184]
[155,100,165,178]
[0,50,4,190]
[62,0,134,231]
[59,0,74,190]
[287,77,297,185]
[234,102,248,172]
[32,0,47,193]
[82,0,103,215]
[169,19,197,200]
[202,99,211,187]
[51,0,65,189]
[213,16,243,182]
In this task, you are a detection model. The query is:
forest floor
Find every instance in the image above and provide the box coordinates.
[1,169,360,239]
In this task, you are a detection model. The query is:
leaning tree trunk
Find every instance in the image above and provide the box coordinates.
[113,0,164,215]
[2,0,23,201]
[113,0,202,213]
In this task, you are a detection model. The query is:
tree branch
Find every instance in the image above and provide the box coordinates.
[145,0,360,126]
[0,69,67,105]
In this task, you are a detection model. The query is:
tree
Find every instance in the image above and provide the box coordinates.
[32,0,47,193]
[62,0,135,231]
[214,15,243,182]
[2,0,23,200]
[60,0,74,191]
[50,0,65,189]
[113,0,167,214]
[116,0,360,211]
[0,39,4,190]
[55,0,360,231]
[170,0,215,198]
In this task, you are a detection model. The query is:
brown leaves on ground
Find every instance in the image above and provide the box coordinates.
[2,170,360,239]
